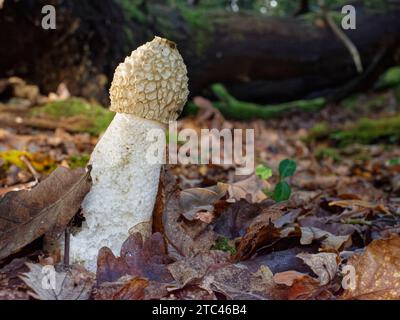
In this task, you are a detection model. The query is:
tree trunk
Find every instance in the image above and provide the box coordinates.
[0,0,399,105]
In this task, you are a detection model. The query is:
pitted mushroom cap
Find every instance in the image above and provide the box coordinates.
[109,36,189,124]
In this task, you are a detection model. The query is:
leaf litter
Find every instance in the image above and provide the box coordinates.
[0,82,400,300]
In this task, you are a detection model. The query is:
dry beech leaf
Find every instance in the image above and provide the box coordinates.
[213,199,266,239]
[234,221,281,261]
[96,232,172,285]
[240,247,315,274]
[272,270,326,300]
[273,270,309,286]
[0,257,30,300]
[297,252,339,285]
[163,185,218,259]
[300,227,350,251]
[221,175,270,203]
[0,167,91,260]
[179,186,226,221]
[167,250,230,288]
[286,275,322,300]
[93,277,149,300]
[328,199,390,214]
[168,251,277,300]
[21,263,94,300]
[203,264,271,300]
[342,236,400,300]
[196,211,214,224]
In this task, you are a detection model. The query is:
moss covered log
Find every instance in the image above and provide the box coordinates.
[1,1,400,105]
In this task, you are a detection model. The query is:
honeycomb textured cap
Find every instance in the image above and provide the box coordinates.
[109,36,189,124]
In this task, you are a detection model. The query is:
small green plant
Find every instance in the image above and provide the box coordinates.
[212,236,236,256]
[273,159,297,202]
[388,158,400,166]
[255,164,272,180]
[256,160,297,203]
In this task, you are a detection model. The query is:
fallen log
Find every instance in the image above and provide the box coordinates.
[0,0,399,104]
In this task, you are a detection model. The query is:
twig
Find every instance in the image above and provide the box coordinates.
[20,155,40,182]
[329,45,388,102]
[0,156,40,197]
[0,180,38,197]
[344,218,372,226]
[64,227,70,266]
[318,0,363,73]
[0,111,84,133]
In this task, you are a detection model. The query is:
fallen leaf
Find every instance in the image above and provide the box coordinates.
[96,233,173,285]
[0,167,91,260]
[163,185,218,258]
[328,199,390,214]
[239,247,315,274]
[203,264,272,300]
[179,186,225,221]
[297,252,338,285]
[286,274,322,300]
[93,277,149,300]
[21,263,94,300]
[298,216,358,237]
[169,284,217,300]
[300,227,351,251]
[213,199,265,239]
[0,257,30,300]
[221,175,270,203]
[273,270,309,286]
[342,236,400,300]
[234,221,281,261]
[167,250,229,288]
[196,211,214,224]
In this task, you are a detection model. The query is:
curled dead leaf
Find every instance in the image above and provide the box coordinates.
[297,252,339,286]
[0,167,91,260]
[96,233,172,285]
[342,236,400,300]
[328,199,390,214]
[21,263,94,300]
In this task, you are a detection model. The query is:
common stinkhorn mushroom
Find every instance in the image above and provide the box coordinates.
[69,36,189,271]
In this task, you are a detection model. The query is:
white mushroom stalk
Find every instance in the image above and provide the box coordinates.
[69,36,189,271]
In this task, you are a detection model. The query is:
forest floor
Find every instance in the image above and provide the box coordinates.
[0,77,400,300]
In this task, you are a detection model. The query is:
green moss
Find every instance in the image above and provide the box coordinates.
[212,236,236,256]
[310,122,331,136]
[331,116,400,146]
[31,98,114,135]
[309,115,400,147]
[211,83,326,120]
[375,67,400,90]
[315,147,341,162]
[67,154,90,169]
